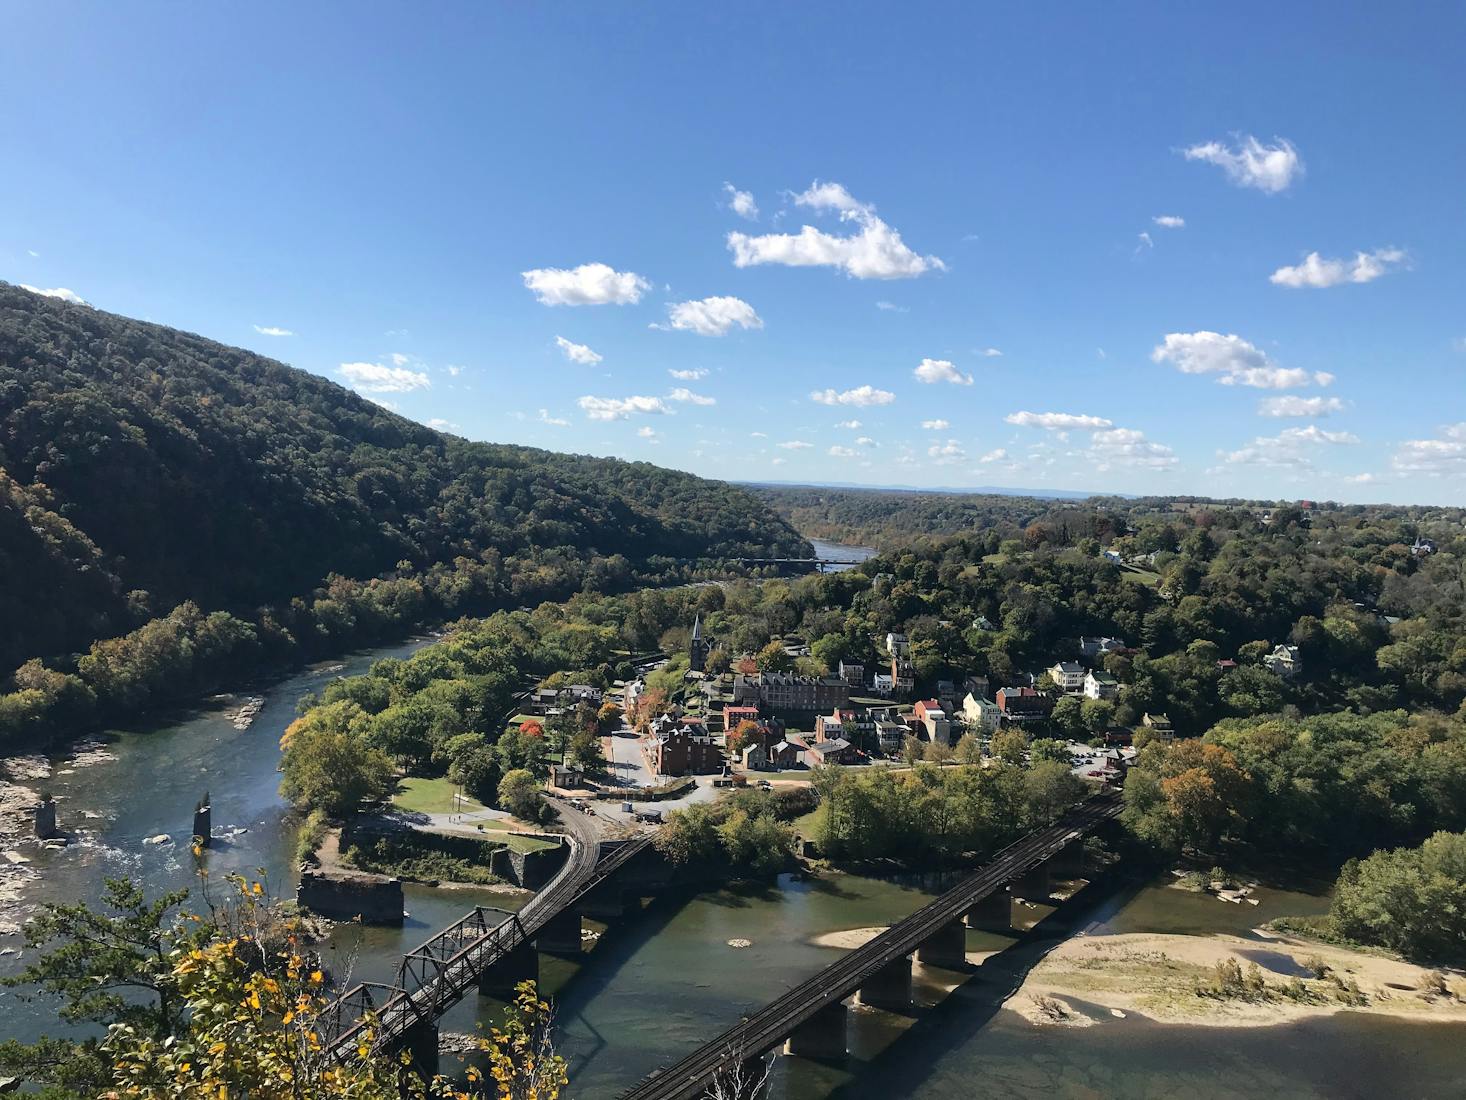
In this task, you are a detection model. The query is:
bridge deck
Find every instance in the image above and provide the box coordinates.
[620,794,1121,1100]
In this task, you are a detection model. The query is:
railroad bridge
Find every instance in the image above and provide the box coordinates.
[621,792,1123,1100]
[314,810,662,1076]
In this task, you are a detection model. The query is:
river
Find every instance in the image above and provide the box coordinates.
[808,538,878,573]
[4,632,1466,1097]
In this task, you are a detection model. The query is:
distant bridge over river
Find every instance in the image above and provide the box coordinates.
[620,792,1122,1100]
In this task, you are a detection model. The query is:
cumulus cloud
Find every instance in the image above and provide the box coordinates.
[427,418,460,432]
[577,395,671,421]
[978,448,1008,463]
[522,262,650,306]
[836,419,862,429]
[637,425,658,439]
[921,419,950,430]
[811,385,896,407]
[1344,472,1382,484]
[855,436,875,446]
[928,439,966,464]
[1224,425,1360,469]
[727,180,945,279]
[1270,248,1408,289]
[1153,215,1186,229]
[667,387,716,406]
[339,361,431,394]
[1006,411,1114,431]
[1392,423,1466,477]
[875,300,909,313]
[1088,427,1179,469]
[829,445,858,458]
[1258,395,1346,418]
[253,324,293,336]
[445,365,465,377]
[1137,231,1154,251]
[1182,135,1303,193]
[723,183,758,220]
[669,368,708,380]
[537,409,570,427]
[1151,331,1330,390]
[778,440,814,450]
[20,284,87,305]
[660,295,763,337]
[981,347,1003,357]
[555,335,603,365]
[913,357,973,386]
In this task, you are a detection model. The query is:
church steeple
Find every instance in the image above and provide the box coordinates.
[689,614,710,672]
[692,614,702,641]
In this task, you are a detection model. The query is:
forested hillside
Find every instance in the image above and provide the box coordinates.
[0,283,806,746]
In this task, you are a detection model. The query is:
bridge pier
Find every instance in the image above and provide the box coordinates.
[399,1017,439,1080]
[783,1000,847,1061]
[965,888,1013,932]
[915,918,968,968]
[1011,862,1051,903]
[478,941,538,999]
[1052,839,1086,878]
[579,883,625,920]
[535,906,583,956]
[856,954,912,1011]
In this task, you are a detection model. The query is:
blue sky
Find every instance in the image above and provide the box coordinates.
[4,3,1464,504]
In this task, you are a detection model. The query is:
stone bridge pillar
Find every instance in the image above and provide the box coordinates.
[1011,862,1050,903]
[1051,839,1086,878]
[915,918,968,969]
[399,1017,439,1080]
[478,941,537,999]
[579,883,625,921]
[856,954,912,1011]
[783,1000,847,1060]
[535,907,583,956]
[34,799,58,840]
[964,889,1012,932]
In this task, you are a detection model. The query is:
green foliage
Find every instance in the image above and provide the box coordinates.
[278,701,395,817]
[1329,831,1466,964]
[498,768,542,822]
[654,790,797,874]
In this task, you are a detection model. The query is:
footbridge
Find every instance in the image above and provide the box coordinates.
[621,792,1122,1100]
[315,809,656,1074]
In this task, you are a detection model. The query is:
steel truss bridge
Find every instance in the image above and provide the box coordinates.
[620,793,1122,1100]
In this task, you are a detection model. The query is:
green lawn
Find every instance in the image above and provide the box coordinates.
[391,776,485,816]
[1120,566,1162,587]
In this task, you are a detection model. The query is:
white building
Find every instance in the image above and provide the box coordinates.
[961,692,1001,734]
[1048,661,1086,695]
[1083,670,1119,700]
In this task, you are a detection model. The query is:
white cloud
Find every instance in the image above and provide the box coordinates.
[388,352,410,367]
[446,365,464,377]
[778,440,814,450]
[19,284,87,305]
[928,439,966,464]
[981,347,1003,358]
[1153,215,1186,229]
[726,180,945,279]
[668,387,716,406]
[637,425,658,439]
[771,457,786,466]
[577,395,671,421]
[1224,425,1360,469]
[1344,472,1382,484]
[978,448,1008,463]
[723,183,758,220]
[855,436,875,446]
[555,335,603,365]
[521,262,650,306]
[1088,427,1178,469]
[669,367,708,380]
[829,445,858,458]
[913,357,973,386]
[1258,395,1346,418]
[835,419,862,429]
[1269,248,1407,289]
[1006,411,1113,431]
[921,419,950,430]
[811,385,896,407]
[427,417,459,431]
[1391,423,1466,477]
[750,431,768,438]
[1137,231,1154,250]
[1182,135,1303,193]
[339,361,431,394]
[26,249,39,258]
[875,300,909,313]
[662,295,763,337]
[1151,330,1330,390]
[253,324,293,336]
[537,409,570,427]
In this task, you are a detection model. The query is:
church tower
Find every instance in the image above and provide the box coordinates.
[689,614,711,673]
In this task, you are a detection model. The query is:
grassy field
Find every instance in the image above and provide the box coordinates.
[1120,566,1163,587]
[392,776,485,816]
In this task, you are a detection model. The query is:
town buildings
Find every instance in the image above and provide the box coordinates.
[733,671,851,715]
[996,686,1053,723]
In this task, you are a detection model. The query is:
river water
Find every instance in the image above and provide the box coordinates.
[5,632,1466,1097]
[808,538,878,573]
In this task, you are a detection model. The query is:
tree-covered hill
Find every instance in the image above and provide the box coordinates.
[0,282,808,675]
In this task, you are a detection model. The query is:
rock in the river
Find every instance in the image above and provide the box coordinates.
[143,833,172,846]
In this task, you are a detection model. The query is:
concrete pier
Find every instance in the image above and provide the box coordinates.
[535,906,583,956]
[1052,839,1085,877]
[477,941,538,999]
[915,918,968,968]
[1011,862,1050,902]
[964,889,1012,932]
[783,1000,847,1060]
[856,954,913,1010]
[297,869,405,924]
[192,799,212,847]
[33,799,58,840]
[578,883,625,920]
[400,1018,439,1079]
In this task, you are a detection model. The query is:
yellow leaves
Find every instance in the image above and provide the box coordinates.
[310,969,324,984]
[247,989,262,1010]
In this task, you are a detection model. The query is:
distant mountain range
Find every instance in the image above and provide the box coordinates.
[741,478,1126,501]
